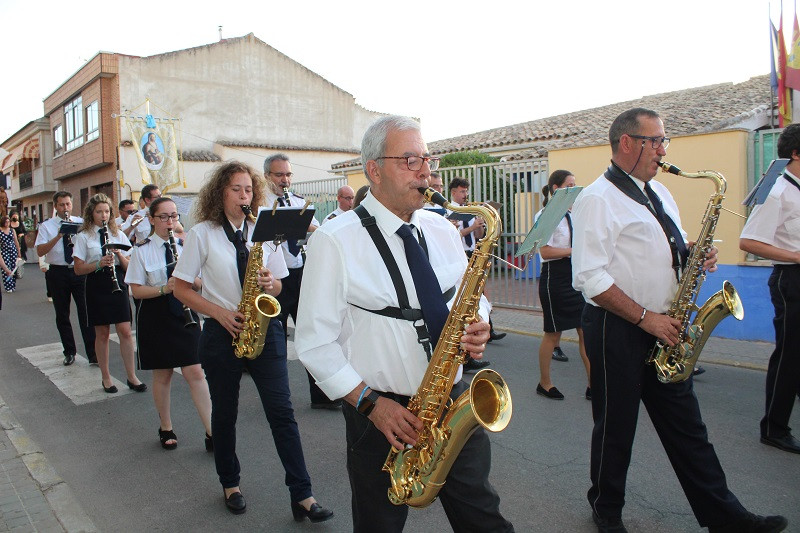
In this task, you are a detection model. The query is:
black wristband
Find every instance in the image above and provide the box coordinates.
[357,390,380,417]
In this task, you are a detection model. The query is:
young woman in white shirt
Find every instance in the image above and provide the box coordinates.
[125,197,211,451]
[72,193,146,394]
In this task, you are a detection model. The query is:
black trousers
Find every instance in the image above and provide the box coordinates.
[343,381,514,533]
[46,265,96,361]
[278,266,333,404]
[199,318,313,502]
[582,305,746,527]
[761,264,800,438]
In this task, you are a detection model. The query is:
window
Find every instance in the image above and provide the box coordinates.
[85,101,99,142]
[53,125,64,157]
[64,96,83,151]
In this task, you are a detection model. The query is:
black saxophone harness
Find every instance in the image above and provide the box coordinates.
[352,205,455,360]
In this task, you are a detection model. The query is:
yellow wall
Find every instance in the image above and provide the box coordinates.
[549,129,750,265]
[342,169,369,191]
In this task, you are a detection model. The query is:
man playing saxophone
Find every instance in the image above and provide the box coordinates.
[571,108,787,533]
[295,116,513,532]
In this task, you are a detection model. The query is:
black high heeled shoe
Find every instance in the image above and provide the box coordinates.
[291,501,333,523]
[205,433,214,452]
[102,381,118,394]
[127,379,147,392]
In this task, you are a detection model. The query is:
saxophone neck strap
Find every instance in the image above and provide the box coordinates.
[604,163,687,281]
[353,204,452,361]
[783,173,800,193]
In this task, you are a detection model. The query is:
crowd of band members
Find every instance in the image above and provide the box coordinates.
[25,109,795,532]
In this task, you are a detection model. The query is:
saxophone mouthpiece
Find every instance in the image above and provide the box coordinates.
[418,187,447,207]
[659,161,683,175]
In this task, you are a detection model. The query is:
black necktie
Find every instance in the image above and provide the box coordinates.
[644,182,688,277]
[396,224,449,347]
[63,233,73,264]
[163,242,185,317]
[278,196,302,256]
[564,212,573,247]
[233,229,249,286]
[464,219,473,247]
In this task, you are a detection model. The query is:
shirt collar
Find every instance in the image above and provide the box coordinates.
[361,191,423,236]
[150,233,168,247]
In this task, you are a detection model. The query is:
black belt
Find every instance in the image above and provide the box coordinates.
[774,264,800,270]
[373,390,411,405]
[49,264,74,270]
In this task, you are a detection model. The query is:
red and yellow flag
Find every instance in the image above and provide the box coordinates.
[786,9,800,90]
[778,9,793,126]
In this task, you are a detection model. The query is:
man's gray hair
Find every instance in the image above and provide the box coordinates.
[361,116,422,177]
[264,153,290,174]
[608,108,660,153]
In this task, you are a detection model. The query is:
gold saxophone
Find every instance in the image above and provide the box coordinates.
[648,162,744,383]
[232,205,281,359]
[382,187,513,508]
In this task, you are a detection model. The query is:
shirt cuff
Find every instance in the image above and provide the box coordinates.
[313,363,363,401]
[579,271,614,300]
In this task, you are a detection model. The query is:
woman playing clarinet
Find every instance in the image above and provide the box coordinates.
[72,193,146,394]
[125,197,212,451]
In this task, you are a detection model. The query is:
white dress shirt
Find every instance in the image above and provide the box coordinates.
[534,209,572,263]
[572,173,686,314]
[172,220,289,314]
[34,215,84,266]
[295,192,489,400]
[264,191,320,268]
[322,208,344,225]
[125,234,179,287]
[121,208,152,242]
[72,226,132,265]
[740,170,800,265]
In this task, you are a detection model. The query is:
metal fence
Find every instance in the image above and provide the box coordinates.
[293,175,348,222]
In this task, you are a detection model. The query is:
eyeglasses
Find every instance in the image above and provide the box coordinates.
[339,196,355,201]
[628,135,670,149]
[376,156,440,171]
[270,172,293,178]
[123,209,136,215]
[154,214,179,221]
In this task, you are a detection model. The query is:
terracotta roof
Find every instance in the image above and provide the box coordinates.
[218,141,359,154]
[181,150,221,162]
[332,75,771,169]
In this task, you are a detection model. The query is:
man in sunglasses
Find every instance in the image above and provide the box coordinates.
[263,154,330,408]
[115,199,136,227]
[572,107,787,533]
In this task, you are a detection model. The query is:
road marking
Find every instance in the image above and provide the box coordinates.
[16,343,135,405]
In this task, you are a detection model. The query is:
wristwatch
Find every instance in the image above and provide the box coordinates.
[357,390,380,417]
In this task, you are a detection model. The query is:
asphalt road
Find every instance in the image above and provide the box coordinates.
[0,268,798,532]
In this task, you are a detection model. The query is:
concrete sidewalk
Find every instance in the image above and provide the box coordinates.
[490,306,775,371]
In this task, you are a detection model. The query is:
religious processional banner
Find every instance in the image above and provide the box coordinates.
[124,115,184,193]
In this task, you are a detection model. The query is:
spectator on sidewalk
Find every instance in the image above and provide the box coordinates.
[740,123,800,455]
[0,215,21,292]
[534,170,590,401]
[9,211,27,262]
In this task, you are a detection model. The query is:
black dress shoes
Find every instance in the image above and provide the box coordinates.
[552,346,569,362]
[536,383,564,400]
[488,329,506,342]
[708,511,788,532]
[592,511,628,532]
[127,380,148,392]
[693,366,706,376]
[63,353,75,366]
[463,357,491,372]
[102,382,118,394]
[760,433,800,454]
[224,491,246,514]
[291,501,333,523]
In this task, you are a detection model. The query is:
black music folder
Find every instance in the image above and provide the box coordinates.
[59,221,79,235]
[252,205,316,243]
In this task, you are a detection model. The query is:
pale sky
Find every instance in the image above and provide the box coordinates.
[0,0,786,145]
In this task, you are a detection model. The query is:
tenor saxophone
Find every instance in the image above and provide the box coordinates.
[232,205,281,359]
[647,162,744,383]
[382,188,513,508]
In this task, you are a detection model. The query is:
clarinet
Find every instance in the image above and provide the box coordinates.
[100,221,123,294]
[167,229,198,328]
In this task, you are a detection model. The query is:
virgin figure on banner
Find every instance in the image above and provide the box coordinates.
[141,132,165,170]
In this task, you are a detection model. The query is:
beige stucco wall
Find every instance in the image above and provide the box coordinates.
[549,130,750,265]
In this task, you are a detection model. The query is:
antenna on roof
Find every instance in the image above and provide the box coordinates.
[218,25,223,41]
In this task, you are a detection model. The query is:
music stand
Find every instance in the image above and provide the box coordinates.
[252,205,316,243]
[743,158,789,208]
[515,186,583,257]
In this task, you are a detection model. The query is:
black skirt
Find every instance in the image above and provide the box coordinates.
[85,267,131,326]
[136,294,200,370]
[538,257,585,333]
